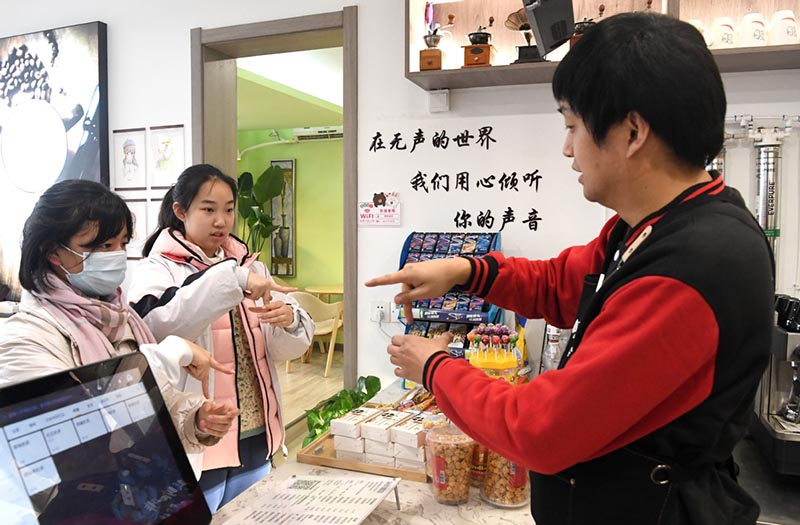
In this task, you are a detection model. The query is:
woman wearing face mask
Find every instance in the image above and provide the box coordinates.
[0,180,239,478]
[128,164,314,512]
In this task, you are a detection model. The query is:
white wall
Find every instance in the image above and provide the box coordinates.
[2,1,799,389]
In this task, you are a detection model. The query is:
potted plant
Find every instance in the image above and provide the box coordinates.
[468,16,494,45]
[237,165,285,254]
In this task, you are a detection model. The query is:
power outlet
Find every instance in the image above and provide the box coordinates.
[369,300,389,322]
[389,302,402,323]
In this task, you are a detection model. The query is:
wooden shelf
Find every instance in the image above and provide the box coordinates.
[406,43,800,91]
[405,0,800,92]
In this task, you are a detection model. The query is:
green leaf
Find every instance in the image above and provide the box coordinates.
[238,171,254,194]
[253,165,285,203]
[365,376,381,397]
[237,195,255,219]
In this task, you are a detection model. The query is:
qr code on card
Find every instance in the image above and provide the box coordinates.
[288,478,321,490]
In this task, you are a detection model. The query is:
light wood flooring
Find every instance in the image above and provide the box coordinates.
[274,344,344,465]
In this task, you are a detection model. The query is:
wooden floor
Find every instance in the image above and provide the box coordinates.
[275,344,344,428]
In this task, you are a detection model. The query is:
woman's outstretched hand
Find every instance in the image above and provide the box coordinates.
[244,273,296,303]
[184,340,234,398]
[196,400,239,437]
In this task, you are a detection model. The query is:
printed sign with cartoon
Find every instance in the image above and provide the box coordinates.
[358,191,401,226]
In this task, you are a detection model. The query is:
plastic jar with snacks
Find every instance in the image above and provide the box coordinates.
[480,449,530,508]
[426,425,474,505]
[422,414,448,478]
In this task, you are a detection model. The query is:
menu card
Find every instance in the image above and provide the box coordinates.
[224,475,401,524]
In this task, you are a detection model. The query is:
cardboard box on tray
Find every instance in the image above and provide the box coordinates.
[365,452,396,467]
[390,412,429,448]
[360,410,412,443]
[365,438,395,457]
[394,442,426,461]
[333,435,364,453]
[329,407,381,438]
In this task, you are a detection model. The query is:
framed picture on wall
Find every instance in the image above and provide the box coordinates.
[0,21,109,301]
[149,124,185,188]
[269,159,295,277]
[125,199,147,259]
[147,197,165,240]
[112,128,146,189]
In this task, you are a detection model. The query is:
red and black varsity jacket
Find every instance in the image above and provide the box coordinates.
[422,174,774,524]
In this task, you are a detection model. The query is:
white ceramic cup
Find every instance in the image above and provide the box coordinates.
[710,17,737,48]
[688,19,713,47]
[768,10,799,45]
[737,13,769,47]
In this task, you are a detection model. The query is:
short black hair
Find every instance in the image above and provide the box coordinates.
[142,164,238,256]
[19,180,133,293]
[552,12,726,168]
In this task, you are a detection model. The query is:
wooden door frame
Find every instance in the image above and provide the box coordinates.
[191,7,358,389]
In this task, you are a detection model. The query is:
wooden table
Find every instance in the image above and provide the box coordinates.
[304,285,344,303]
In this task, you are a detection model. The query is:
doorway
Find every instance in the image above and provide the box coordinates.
[190,9,358,416]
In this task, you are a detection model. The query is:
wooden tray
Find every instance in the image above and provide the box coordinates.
[296,431,428,483]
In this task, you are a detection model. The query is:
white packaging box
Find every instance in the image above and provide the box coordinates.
[394,442,426,461]
[329,407,381,438]
[364,452,396,467]
[395,457,426,471]
[360,410,412,443]
[333,435,364,453]
[390,413,429,448]
[364,438,394,457]
[335,450,366,462]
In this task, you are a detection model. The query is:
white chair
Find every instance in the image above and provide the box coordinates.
[287,291,343,378]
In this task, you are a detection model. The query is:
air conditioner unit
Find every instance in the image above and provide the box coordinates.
[292,126,344,141]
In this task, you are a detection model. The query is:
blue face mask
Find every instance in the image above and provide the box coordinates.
[60,245,127,297]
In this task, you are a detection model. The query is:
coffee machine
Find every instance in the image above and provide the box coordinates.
[752,296,800,475]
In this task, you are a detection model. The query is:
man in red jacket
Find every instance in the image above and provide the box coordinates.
[367,11,773,525]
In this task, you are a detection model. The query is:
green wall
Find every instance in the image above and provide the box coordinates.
[237,130,344,292]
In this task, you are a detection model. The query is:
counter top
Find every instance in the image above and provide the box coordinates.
[212,459,533,525]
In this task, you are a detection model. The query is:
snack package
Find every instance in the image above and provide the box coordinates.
[413,299,430,309]
[475,233,493,254]
[427,322,449,339]
[442,293,458,310]
[405,251,420,264]
[422,233,438,252]
[407,320,429,337]
[435,233,452,253]
[448,323,470,344]
[433,252,447,259]
[469,297,485,311]
[409,232,424,251]
[419,252,432,262]
[429,296,445,309]
[455,294,472,311]
[448,234,465,254]
[461,234,479,254]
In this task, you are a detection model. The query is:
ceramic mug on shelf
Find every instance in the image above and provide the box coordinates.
[737,13,769,47]
[688,19,713,47]
[710,17,736,49]
[769,10,799,45]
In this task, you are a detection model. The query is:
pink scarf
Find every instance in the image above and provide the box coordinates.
[30,274,157,365]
